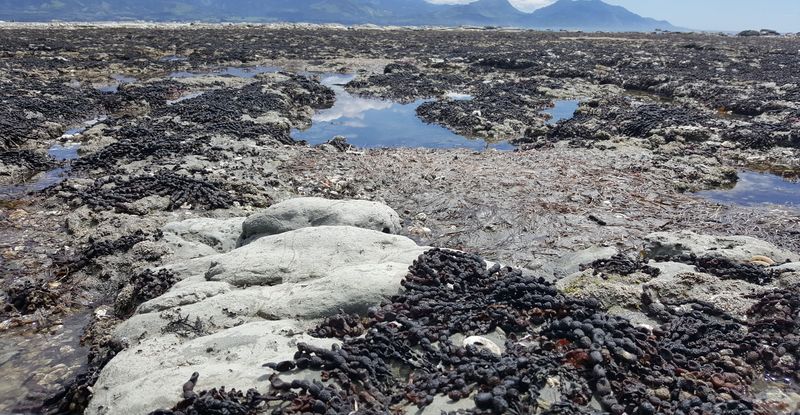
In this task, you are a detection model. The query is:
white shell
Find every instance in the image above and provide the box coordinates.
[463,336,503,356]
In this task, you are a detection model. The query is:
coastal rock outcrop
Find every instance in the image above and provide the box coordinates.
[86,198,428,415]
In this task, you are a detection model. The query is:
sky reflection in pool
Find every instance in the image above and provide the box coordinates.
[293,74,512,150]
[543,99,580,125]
[697,171,800,208]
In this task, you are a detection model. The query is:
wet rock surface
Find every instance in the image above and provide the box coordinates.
[0,24,798,414]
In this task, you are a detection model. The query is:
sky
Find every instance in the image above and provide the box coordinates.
[426,0,800,32]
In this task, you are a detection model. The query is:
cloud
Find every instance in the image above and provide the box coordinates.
[313,86,394,123]
[426,0,556,12]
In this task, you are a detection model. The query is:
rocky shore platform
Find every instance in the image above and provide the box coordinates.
[0,24,798,414]
[84,198,800,414]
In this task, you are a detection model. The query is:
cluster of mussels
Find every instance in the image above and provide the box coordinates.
[415,79,551,139]
[114,268,178,317]
[0,149,57,171]
[346,63,469,103]
[650,253,778,286]
[69,169,241,213]
[52,230,157,274]
[72,123,218,171]
[153,249,799,415]
[524,93,798,151]
[0,77,102,150]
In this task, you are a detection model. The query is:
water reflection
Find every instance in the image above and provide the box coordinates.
[444,92,474,101]
[294,75,512,150]
[697,171,800,207]
[96,75,138,93]
[543,100,580,125]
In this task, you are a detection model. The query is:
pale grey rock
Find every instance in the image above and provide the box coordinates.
[559,262,767,319]
[160,232,218,261]
[137,281,232,313]
[206,226,425,287]
[556,232,793,319]
[647,261,697,279]
[645,271,765,318]
[126,195,171,214]
[87,320,337,415]
[646,231,800,263]
[774,262,800,272]
[774,263,800,288]
[163,217,245,253]
[240,197,402,242]
[117,261,417,341]
[129,240,170,262]
[557,269,650,309]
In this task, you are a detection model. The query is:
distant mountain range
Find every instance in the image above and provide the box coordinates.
[0,0,680,32]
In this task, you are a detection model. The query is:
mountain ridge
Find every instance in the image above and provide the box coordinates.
[0,0,681,32]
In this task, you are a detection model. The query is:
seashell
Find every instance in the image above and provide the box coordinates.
[463,336,502,356]
[750,255,775,266]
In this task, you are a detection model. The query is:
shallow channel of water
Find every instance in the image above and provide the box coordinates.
[169,65,281,79]
[293,74,513,150]
[0,143,80,200]
[96,74,138,93]
[697,170,800,208]
[0,116,93,200]
[0,311,91,413]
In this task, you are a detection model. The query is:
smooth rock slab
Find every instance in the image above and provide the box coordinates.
[163,217,245,253]
[87,320,337,415]
[207,225,425,287]
[116,261,419,342]
[240,197,402,242]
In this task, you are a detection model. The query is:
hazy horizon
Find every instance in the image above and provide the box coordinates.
[428,0,799,32]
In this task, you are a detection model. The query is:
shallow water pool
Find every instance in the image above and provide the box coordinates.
[697,171,800,208]
[543,100,580,125]
[293,75,512,150]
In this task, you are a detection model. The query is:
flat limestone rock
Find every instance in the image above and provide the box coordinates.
[87,320,337,415]
[240,197,402,242]
[646,231,800,263]
[116,261,418,341]
[206,225,426,287]
[557,232,800,319]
